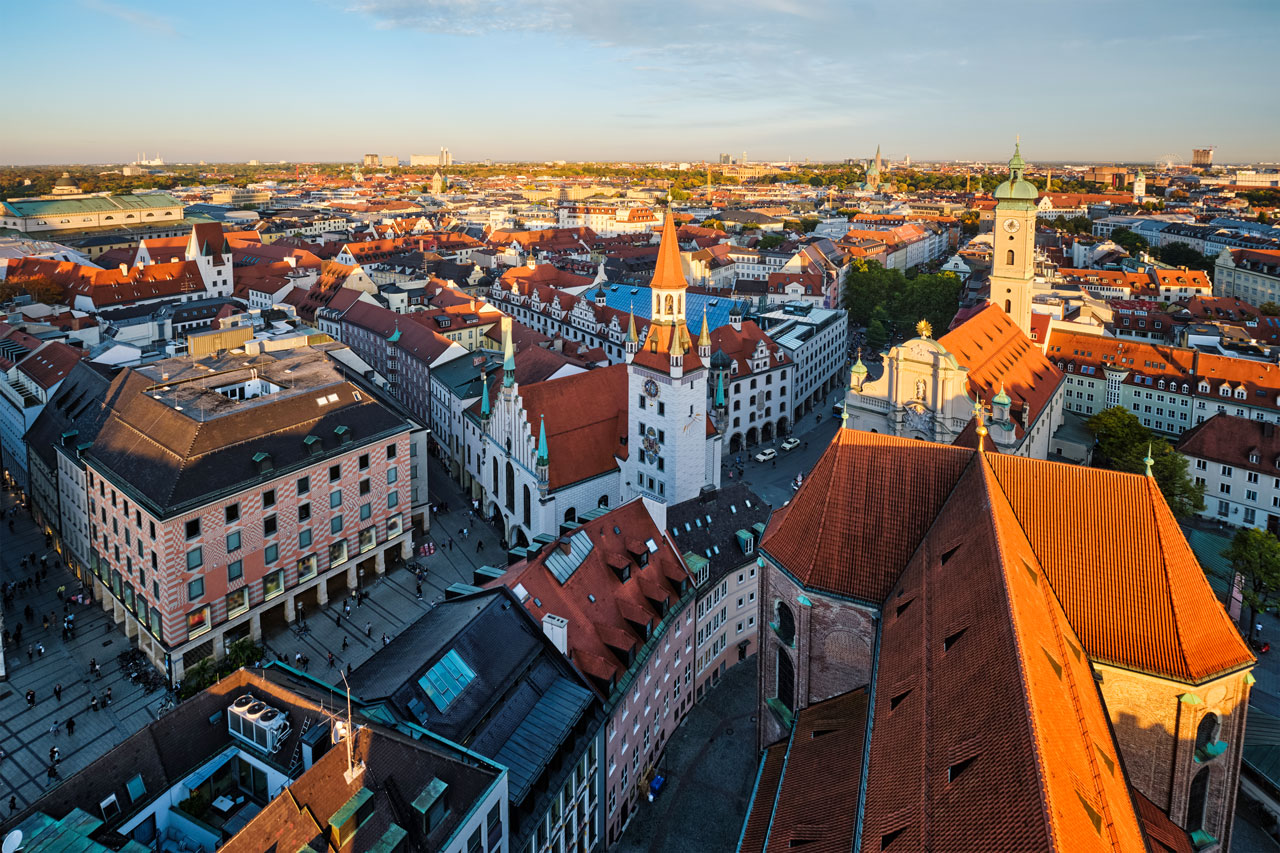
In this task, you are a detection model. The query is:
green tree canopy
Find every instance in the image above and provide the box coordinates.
[1152,241,1217,274]
[1109,227,1149,255]
[1085,406,1204,517]
[1222,527,1280,642]
[841,259,961,345]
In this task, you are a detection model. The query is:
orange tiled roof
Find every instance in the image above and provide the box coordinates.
[516,364,629,490]
[937,304,1063,436]
[860,453,1149,851]
[762,430,1253,685]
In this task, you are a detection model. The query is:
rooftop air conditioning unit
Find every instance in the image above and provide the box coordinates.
[228,694,292,754]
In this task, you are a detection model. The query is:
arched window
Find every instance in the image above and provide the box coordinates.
[1187,767,1210,832]
[665,295,673,314]
[491,458,499,498]
[505,462,515,512]
[1196,713,1220,757]
[1006,249,1015,266]
[1004,299,1012,314]
[776,645,795,714]
[598,494,610,508]
[564,507,577,524]
[522,484,531,528]
[774,601,795,646]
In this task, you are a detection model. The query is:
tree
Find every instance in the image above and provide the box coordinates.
[701,218,724,231]
[0,275,64,305]
[1222,527,1280,643]
[757,233,786,250]
[1153,241,1216,274]
[1086,406,1204,517]
[1110,227,1148,255]
[865,317,889,353]
[1260,302,1280,316]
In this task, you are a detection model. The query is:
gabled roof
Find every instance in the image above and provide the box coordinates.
[762,430,1253,684]
[514,364,629,490]
[860,453,1149,851]
[1176,412,1280,472]
[937,303,1063,436]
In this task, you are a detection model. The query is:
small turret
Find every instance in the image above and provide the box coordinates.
[849,350,868,392]
[625,303,639,363]
[728,301,743,331]
[501,316,515,390]
[698,308,711,360]
[992,383,1011,424]
[537,414,550,497]
[480,369,491,423]
[669,326,685,378]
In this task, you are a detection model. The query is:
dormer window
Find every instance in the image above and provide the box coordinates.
[1220,384,1231,397]
[1250,454,1260,464]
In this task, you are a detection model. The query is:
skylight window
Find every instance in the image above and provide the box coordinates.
[418,650,476,712]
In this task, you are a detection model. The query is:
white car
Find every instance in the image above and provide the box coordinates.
[754,449,778,463]
[781,438,801,451]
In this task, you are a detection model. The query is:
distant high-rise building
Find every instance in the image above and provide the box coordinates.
[440,146,452,167]
[1133,169,1147,200]
[1192,147,1215,167]
[380,154,398,168]
[362,154,379,167]
[409,153,435,167]
[719,153,731,165]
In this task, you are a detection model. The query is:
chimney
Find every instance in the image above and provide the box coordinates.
[542,613,569,655]
[119,264,129,275]
[286,256,298,268]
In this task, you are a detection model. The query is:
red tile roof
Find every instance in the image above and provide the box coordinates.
[493,500,690,693]
[739,744,787,853]
[937,303,1063,437]
[1176,412,1280,473]
[3,257,207,308]
[15,341,83,390]
[514,364,629,490]
[763,429,1253,685]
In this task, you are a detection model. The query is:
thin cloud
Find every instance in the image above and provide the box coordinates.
[82,0,178,37]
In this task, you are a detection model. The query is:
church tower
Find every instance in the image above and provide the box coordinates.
[1133,169,1147,202]
[623,214,715,504]
[989,142,1038,336]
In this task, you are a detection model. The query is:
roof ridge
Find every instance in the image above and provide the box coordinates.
[1143,474,1195,683]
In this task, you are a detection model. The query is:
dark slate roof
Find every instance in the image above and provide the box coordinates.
[347,588,602,843]
[24,359,117,473]
[86,349,409,515]
[666,483,772,586]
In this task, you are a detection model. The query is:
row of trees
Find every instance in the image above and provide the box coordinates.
[1107,228,1220,274]
[842,259,962,352]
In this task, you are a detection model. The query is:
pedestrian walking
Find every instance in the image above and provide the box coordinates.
[301,655,309,672]
[8,795,15,814]
[342,636,349,652]
[48,746,58,764]
[327,652,335,668]
[25,690,35,708]
[335,612,341,628]
[36,643,44,657]
[381,633,390,647]
[295,652,303,667]
[48,721,60,736]
[88,658,96,677]
[476,539,484,554]
[54,683,62,702]
[46,763,58,781]
[365,622,372,638]
[104,687,112,706]
[90,696,99,713]
[42,615,48,631]
[462,527,469,540]
[66,717,75,736]
[26,645,33,662]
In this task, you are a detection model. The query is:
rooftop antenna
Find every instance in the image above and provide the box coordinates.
[338,669,361,783]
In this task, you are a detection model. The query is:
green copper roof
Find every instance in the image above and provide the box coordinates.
[480,371,490,418]
[537,414,549,466]
[715,371,725,407]
[993,384,1011,406]
[994,142,1038,205]
[851,357,867,376]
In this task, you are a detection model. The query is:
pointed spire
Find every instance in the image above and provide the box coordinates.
[973,397,988,452]
[669,326,685,358]
[480,369,490,419]
[650,211,689,295]
[841,400,849,429]
[627,302,638,343]
[715,370,725,408]
[1144,443,1155,477]
[537,415,549,467]
[501,317,515,388]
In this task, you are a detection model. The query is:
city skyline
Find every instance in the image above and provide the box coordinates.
[3,0,1278,166]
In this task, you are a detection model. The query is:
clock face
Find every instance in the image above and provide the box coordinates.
[644,379,660,398]
[1003,218,1021,234]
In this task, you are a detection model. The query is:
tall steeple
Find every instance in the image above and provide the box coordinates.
[649,212,689,327]
[698,307,711,359]
[480,368,491,421]
[537,415,549,467]
[625,301,639,363]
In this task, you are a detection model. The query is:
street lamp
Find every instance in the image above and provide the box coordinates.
[296,601,305,628]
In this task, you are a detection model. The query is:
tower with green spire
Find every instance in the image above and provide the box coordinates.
[501,316,515,390]
[989,139,1039,337]
[536,414,550,497]
[480,368,491,423]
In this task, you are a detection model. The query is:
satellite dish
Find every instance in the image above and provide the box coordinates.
[3,829,23,853]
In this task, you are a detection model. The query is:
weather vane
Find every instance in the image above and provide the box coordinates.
[916,319,932,339]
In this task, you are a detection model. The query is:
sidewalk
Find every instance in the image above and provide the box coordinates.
[257,455,506,686]
[0,486,167,820]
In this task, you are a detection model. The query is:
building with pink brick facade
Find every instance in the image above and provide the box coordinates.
[82,347,416,682]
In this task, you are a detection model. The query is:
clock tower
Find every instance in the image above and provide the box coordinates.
[989,142,1038,337]
[624,213,720,504]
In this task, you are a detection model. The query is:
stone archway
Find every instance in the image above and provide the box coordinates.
[746,426,759,446]
[729,434,742,453]
[511,527,530,549]
[762,422,774,442]
[778,416,789,436]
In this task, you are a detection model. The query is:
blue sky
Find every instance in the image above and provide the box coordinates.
[4,0,1277,165]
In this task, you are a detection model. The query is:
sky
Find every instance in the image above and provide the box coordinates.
[4,0,1278,166]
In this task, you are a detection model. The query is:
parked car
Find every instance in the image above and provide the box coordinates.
[781,437,801,451]
[754,448,778,463]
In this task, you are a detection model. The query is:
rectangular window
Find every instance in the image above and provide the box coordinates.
[186,547,203,570]
[360,502,372,521]
[185,518,200,539]
[387,443,397,459]
[330,490,342,509]
[331,515,344,534]
[228,559,243,583]
[297,475,310,495]
[225,504,240,523]
[359,478,371,496]
[360,526,377,554]
[298,502,311,522]
[329,539,348,567]
[263,569,285,600]
[188,577,204,601]
[299,528,312,548]
[359,453,369,471]
[226,587,249,618]
[297,554,318,582]
[226,531,241,552]
[265,543,279,564]
[262,489,276,509]
[388,490,399,509]
[329,464,341,482]
[187,606,211,640]
[387,466,398,484]
[263,515,277,537]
